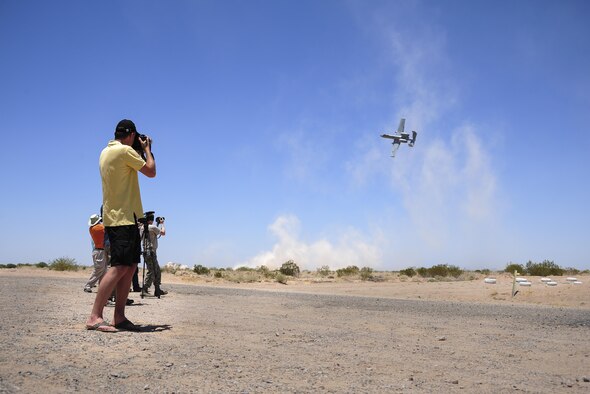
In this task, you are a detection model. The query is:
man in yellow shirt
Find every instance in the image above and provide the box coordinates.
[86,119,156,332]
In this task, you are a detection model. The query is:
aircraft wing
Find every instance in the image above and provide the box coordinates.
[397,118,406,134]
[390,142,401,157]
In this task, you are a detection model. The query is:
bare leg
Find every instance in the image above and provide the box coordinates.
[86,265,130,328]
[113,264,138,325]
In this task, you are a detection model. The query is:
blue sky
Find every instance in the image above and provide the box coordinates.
[1,0,589,271]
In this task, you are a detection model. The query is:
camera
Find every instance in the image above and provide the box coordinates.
[156,217,165,225]
[132,133,153,160]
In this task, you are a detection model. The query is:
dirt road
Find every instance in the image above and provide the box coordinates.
[1,271,589,393]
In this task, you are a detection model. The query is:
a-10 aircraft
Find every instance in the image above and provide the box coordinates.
[380,118,417,157]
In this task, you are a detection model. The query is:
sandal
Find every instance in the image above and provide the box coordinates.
[86,321,118,333]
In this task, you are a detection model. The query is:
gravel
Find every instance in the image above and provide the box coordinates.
[1,275,589,393]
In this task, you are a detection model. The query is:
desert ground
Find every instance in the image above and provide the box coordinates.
[0,267,589,393]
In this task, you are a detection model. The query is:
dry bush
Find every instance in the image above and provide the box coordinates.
[49,257,79,272]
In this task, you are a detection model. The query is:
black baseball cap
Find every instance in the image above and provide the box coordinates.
[115,119,137,134]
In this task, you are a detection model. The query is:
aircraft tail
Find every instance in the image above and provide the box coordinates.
[409,131,417,147]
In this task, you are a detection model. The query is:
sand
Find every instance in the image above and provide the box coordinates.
[0,267,589,393]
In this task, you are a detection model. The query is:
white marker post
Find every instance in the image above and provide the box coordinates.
[512,270,518,298]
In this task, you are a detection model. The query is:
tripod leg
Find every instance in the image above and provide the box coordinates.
[140,221,149,299]
[140,254,146,298]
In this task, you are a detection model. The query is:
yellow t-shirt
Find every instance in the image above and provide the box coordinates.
[99,140,146,226]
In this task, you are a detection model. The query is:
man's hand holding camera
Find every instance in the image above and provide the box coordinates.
[139,134,152,154]
[137,134,156,178]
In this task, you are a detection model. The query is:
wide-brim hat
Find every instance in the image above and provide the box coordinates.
[88,214,102,227]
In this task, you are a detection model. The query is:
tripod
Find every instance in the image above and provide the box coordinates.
[138,218,162,299]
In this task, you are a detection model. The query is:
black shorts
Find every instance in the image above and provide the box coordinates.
[106,225,141,267]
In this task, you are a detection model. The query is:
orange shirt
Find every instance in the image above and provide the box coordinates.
[89,224,105,249]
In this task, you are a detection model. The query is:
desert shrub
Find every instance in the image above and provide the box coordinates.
[275,273,288,284]
[464,273,478,281]
[525,260,564,276]
[214,271,223,278]
[428,264,449,277]
[447,265,463,278]
[280,260,300,277]
[225,271,260,283]
[563,267,580,275]
[235,266,255,272]
[416,267,429,277]
[475,268,491,275]
[36,262,48,268]
[1,263,17,269]
[413,265,463,278]
[317,265,331,277]
[238,272,259,283]
[399,267,417,277]
[336,265,359,277]
[257,265,275,278]
[48,257,79,271]
[505,263,525,274]
[193,264,210,275]
[359,267,374,281]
